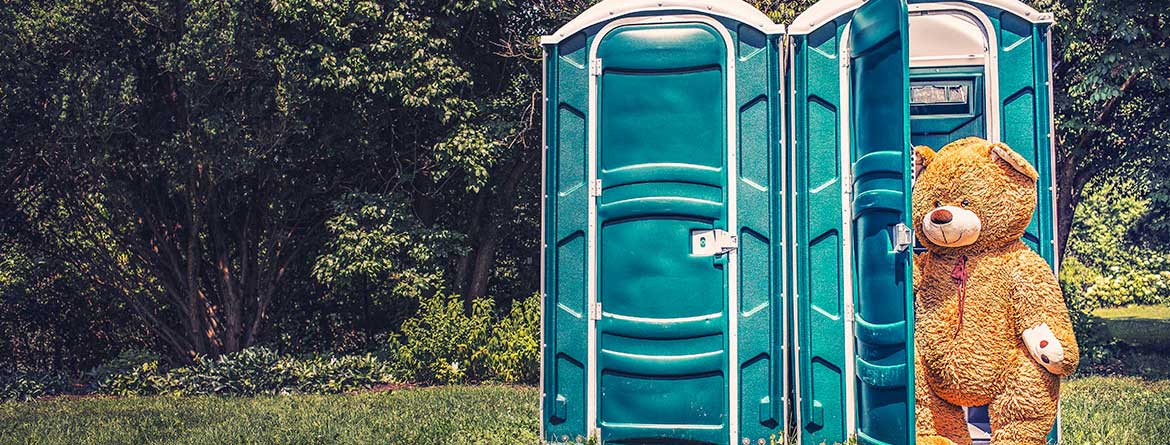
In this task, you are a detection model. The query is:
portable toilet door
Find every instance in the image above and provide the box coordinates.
[539,1,786,444]
[788,0,914,444]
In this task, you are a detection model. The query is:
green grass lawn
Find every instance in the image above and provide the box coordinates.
[0,386,539,445]
[2,378,1168,445]
[1062,376,1170,444]
[1093,304,1170,352]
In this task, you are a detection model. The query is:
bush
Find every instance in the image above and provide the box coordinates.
[0,371,67,401]
[484,294,540,384]
[391,294,493,385]
[1066,176,1170,307]
[167,347,291,396]
[279,352,395,394]
[82,347,396,397]
[87,349,163,396]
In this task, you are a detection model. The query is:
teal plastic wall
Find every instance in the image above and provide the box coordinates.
[790,13,851,445]
[543,31,591,443]
[732,24,788,444]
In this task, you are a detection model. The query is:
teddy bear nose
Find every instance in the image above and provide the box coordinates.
[931,209,953,225]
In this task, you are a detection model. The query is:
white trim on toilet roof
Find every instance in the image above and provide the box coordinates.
[539,0,784,45]
[788,0,1053,35]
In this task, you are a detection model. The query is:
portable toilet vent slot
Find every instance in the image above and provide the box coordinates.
[540,1,1059,444]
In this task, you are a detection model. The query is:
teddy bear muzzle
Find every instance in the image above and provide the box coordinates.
[922,206,981,247]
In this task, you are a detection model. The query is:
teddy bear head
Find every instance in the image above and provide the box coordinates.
[911,137,1039,254]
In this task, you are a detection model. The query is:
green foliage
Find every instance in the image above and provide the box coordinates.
[88,347,395,397]
[390,292,542,385]
[1064,176,1170,307]
[391,295,493,385]
[0,371,67,402]
[753,0,819,23]
[484,294,541,384]
[314,193,464,302]
[0,0,511,359]
[1043,0,1170,185]
[88,349,164,396]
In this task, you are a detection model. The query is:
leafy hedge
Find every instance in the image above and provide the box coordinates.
[1,291,542,401]
[0,371,68,401]
[390,293,540,385]
[84,347,396,397]
[1065,177,1170,307]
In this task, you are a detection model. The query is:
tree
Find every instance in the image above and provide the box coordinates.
[1041,0,1170,258]
[0,0,494,359]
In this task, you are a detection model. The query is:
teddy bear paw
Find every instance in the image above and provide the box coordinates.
[916,435,959,445]
[1022,323,1064,374]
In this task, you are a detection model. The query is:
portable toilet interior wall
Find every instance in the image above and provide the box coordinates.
[787,0,1058,444]
[541,0,1058,444]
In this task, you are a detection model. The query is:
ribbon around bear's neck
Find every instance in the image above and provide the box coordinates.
[951,255,969,337]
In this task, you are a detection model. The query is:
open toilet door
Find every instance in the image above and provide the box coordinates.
[846,0,914,443]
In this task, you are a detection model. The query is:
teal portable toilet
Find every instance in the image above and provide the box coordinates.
[787,0,1058,444]
[539,1,786,443]
[542,0,1058,443]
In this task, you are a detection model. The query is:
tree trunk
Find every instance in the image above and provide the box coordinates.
[1053,73,1139,264]
[1056,159,1077,264]
[463,154,537,301]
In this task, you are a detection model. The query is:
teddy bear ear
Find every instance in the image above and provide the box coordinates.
[914,145,936,176]
[989,142,1039,182]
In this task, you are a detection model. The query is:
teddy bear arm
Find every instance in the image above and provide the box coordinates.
[1011,255,1079,376]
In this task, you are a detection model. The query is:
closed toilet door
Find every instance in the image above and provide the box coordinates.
[589,18,736,445]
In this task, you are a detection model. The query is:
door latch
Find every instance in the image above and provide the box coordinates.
[691,229,738,256]
[893,222,913,253]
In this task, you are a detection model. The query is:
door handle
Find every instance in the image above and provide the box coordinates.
[691,229,738,256]
[893,223,913,253]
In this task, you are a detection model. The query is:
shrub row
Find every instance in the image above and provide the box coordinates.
[1,293,541,401]
[85,347,396,397]
[0,371,69,401]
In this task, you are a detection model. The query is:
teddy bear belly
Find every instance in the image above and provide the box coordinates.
[922,329,1021,406]
[924,350,1010,407]
[919,312,1019,405]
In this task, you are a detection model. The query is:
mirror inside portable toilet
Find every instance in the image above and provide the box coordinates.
[539,1,786,444]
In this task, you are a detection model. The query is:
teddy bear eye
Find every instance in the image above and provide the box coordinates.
[933,200,941,208]
[961,199,970,207]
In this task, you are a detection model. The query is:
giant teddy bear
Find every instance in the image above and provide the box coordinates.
[912,137,1078,445]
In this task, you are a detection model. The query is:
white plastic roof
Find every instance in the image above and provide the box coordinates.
[788,0,1053,35]
[539,0,784,45]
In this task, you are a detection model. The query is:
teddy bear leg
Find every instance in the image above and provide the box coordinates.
[988,352,1060,445]
[916,355,971,445]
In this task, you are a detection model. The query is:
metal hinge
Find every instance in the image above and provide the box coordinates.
[589,302,602,320]
[590,58,603,76]
[589,178,602,197]
[893,222,914,253]
[843,172,855,200]
[691,229,738,256]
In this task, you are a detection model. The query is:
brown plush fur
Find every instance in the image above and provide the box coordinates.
[912,137,1078,445]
